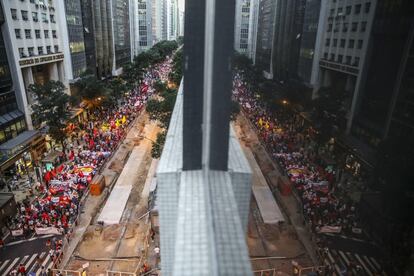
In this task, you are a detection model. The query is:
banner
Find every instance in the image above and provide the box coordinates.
[11,229,24,236]
[318,225,342,234]
[35,227,61,235]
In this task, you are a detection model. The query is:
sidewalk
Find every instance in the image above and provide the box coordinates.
[59,114,146,269]
[235,114,320,266]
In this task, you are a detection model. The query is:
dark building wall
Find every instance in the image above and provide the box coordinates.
[255,0,276,74]
[80,0,97,75]
[272,0,306,82]
[0,8,26,144]
[352,0,414,147]
[92,0,113,78]
[113,0,131,69]
[297,0,321,84]
[0,194,17,232]
[64,0,87,78]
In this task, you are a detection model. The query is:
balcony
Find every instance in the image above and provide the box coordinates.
[319,59,359,75]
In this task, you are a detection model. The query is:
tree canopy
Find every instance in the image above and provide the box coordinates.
[29,81,70,149]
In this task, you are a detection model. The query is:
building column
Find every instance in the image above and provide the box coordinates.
[21,67,34,129]
[49,63,59,81]
[22,67,35,104]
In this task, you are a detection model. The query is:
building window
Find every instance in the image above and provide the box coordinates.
[330,9,335,16]
[28,47,34,56]
[42,13,48,23]
[361,21,367,32]
[325,39,330,46]
[54,45,59,52]
[330,53,335,61]
[11,9,18,20]
[46,46,51,54]
[44,30,49,38]
[38,46,43,55]
[50,14,55,23]
[32,12,38,22]
[357,40,363,49]
[30,0,35,3]
[25,29,31,39]
[352,22,358,32]
[353,57,360,66]
[15,29,21,39]
[337,7,343,15]
[338,55,343,63]
[334,22,339,32]
[346,56,351,65]
[333,39,338,47]
[327,24,332,32]
[18,48,25,58]
[324,52,328,59]
[348,39,355,49]
[355,4,361,14]
[340,39,346,48]
[346,6,352,15]
[343,22,348,32]
[52,30,57,38]
[365,2,371,13]
[35,29,41,38]
[21,10,28,21]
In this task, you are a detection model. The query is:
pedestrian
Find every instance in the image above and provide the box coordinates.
[39,265,46,276]
[17,263,26,275]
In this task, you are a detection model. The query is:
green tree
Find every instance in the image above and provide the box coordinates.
[146,88,177,129]
[29,81,70,151]
[74,75,111,108]
[169,48,183,86]
[108,77,127,102]
[151,131,167,159]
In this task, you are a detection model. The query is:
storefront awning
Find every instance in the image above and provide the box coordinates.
[0,130,40,152]
[0,110,24,126]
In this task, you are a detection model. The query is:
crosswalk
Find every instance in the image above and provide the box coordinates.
[0,251,55,275]
[324,248,387,276]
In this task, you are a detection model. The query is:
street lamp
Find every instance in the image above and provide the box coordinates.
[282,100,288,105]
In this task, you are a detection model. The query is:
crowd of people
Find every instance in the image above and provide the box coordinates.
[232,73,361,236]
[6,57,173,249]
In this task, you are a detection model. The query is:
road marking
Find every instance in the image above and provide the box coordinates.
[327,250,341,275]
[3,257,20,275]
[25,253,38,272]
[355,253,373,276]
[370,256,382,270]
[363,255,378,273]
[0,259,10,271]
[5,234,57,246]
[338,250,350,265]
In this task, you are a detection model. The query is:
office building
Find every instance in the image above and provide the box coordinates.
[0,0,52,174]
[0,0,69,129]
[272,0,306,82]
[351,0,414,147]
[61,0,87,81]
[297,0,324,87]
[112,0,131,74]
[167,0,178,41]
[316,0,376,133]
[131,0,153,56]
[234,0,259,61]
[255,0,276,78]
[80,0,96,75]
[152,0,168,44]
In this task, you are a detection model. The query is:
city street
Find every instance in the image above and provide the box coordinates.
[0,234,59,275]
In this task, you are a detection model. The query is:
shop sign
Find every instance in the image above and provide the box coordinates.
[19,53,64,67]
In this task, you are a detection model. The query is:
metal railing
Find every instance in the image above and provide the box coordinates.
[253,268,278,276]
